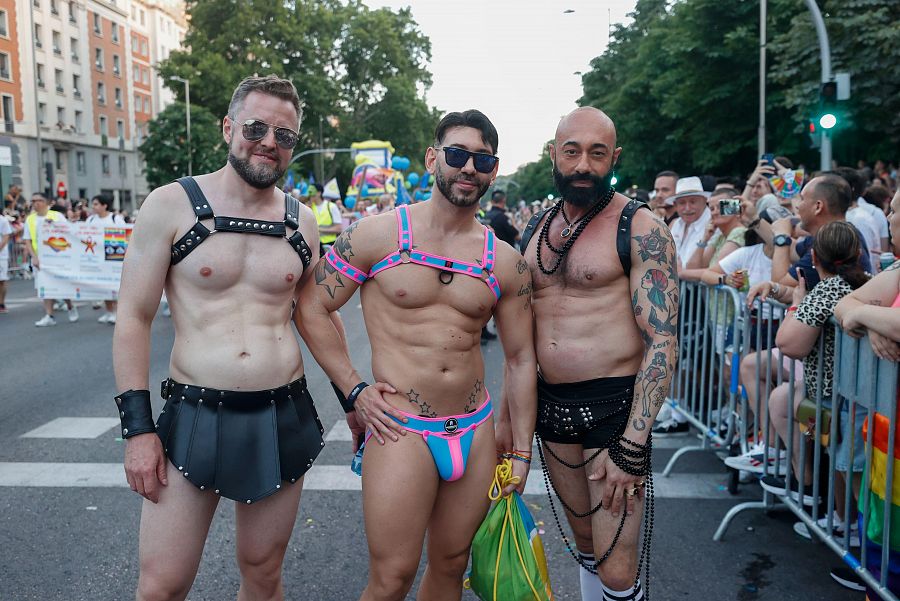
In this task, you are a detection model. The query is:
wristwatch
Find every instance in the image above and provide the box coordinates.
[773,234,791,247]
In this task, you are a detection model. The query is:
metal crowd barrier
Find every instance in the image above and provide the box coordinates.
[668,281,900,600]
[7,240,29,278]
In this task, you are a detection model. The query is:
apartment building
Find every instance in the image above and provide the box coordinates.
[0,0,185,212]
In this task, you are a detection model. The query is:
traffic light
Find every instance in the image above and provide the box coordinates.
[818,81,838,130]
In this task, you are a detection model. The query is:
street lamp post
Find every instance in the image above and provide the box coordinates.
[802,0,832,172]
[170,76,192,176]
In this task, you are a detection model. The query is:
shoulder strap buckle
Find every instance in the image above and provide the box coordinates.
[284,193,301,230]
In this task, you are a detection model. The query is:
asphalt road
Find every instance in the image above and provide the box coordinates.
[0,277,856,600]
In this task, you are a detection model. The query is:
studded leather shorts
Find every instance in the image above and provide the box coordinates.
[535,374,636,450]
[155,377,325,504]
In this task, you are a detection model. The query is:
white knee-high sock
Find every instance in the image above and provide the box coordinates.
[578,552,605,601]
[602,579,644,601]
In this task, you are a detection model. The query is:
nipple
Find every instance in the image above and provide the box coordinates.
[199,267,213,277]
[285,273,295,282]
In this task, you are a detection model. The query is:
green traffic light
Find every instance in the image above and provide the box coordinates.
[819,113,837,129]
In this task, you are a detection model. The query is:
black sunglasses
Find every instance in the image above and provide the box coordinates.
[437,146,498,174]
[240,119,299,149]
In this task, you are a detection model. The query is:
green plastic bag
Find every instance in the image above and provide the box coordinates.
[466,460,554,601]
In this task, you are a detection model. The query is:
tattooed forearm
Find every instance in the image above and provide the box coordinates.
[406,388,437,417]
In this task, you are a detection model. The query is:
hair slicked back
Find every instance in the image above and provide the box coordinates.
[434,109,498,155]
[228,75,303,124]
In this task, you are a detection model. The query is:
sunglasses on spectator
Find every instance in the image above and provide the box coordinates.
[239,119,299,149]
[436,146,498,174]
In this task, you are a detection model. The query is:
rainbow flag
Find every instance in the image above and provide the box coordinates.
[860,413,900,595]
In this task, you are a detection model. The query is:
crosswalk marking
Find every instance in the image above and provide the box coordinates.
[0,461,745,499]
[21,417,120,439]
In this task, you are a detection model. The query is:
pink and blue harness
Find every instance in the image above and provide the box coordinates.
[324,205,502,303]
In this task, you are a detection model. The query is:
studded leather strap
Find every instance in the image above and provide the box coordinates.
[176,177,214,220]
[214,217,286,236]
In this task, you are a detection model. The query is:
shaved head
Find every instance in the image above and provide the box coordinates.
[555,107,617,148]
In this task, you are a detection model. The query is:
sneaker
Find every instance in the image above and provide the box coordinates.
[830,566,866,591]
[793,517,860,547]
[760,474,819,506]
[652,418,690,436]
[0,304,7,314]
[98,312,111,323]
[68,307,79,322]
[106,313,116,325]
[91,301,102,310]
[35,314,57,327]
[52,300,64,310]
[724,447,788,474]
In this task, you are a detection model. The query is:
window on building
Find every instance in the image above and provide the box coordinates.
[0,53,8,80]
[140,10,145,26]
[34,23,42,47]
[115,88,122,108]
[2,95,14,132]
[94,48,103,71]
[101,154,110,175]
[131,36,137,52]
[36,63,44,87]
[54,68,63,92]
[52,31,61,54]
[0,10,8,37]
[116,119,124,139]
[99,115,107,135]
[142,68,149,84]
[119,155,126,176]
[76,151,86,174]
[133,65,139,81]
[68,1,76,23]
[70,37,78,61]
[38,102,46,125]
[134,93,141,110]
[57,106,65,127]
[113,54,120,76]
[74,110,82,132]
[141,40,148,55]
[111,23,119,43]
[97,82,105,104]
[50,0,59,15]
[72,73,80,96]
[56,150,66,172]
[93,13,101,35]
[143,97,150,113]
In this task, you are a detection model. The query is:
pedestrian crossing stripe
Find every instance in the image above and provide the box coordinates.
[21,417,120,439]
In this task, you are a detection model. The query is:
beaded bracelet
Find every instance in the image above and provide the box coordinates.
[504,452,532,465]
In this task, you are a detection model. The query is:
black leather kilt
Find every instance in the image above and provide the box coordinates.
[155,377,325,503]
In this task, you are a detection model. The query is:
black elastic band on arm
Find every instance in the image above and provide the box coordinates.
[115,390,155,439]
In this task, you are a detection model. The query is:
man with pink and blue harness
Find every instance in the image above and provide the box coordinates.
[297,109,537,601]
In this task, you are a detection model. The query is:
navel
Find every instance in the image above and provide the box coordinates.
[285,273,295,282]
[239,351,251,359]
[199,266,213,277]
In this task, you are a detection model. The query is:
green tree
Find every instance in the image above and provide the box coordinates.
[139,102,224,189]
[157,0,438,184]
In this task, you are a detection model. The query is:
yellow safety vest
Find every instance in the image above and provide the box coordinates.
[26,210,63,252]
[313,201,338,244]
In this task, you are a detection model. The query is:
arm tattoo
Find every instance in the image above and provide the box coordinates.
[314,222,360,299]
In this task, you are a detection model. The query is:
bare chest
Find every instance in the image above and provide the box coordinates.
[367,263,496,319]
[169,231,305,296]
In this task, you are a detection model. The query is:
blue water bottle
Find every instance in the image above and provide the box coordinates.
[351,433,365,476]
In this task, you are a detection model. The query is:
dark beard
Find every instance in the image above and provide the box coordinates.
[553,165,614,207]
[434,165,490,208]
[228,150,285,190]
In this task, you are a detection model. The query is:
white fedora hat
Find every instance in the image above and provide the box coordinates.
[668,176,711,205]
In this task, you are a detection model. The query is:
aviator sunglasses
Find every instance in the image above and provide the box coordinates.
[436,146,499,174]
[239,119,300,149]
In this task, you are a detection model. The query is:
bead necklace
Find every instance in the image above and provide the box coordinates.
[536,187,615,275]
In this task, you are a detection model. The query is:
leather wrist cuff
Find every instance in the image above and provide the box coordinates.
[342,381,369,413]
[115,390,155,439]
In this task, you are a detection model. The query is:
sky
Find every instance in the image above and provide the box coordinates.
[361,1,639,175]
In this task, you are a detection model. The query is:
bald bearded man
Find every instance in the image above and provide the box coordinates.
[500,107,679,601]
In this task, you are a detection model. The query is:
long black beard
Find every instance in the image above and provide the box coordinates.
[228,150,285,190]
[553,165,615,207]
[434,165,490,208]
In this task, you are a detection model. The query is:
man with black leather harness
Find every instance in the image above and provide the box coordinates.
[112,75,330,601]
[500,107,679,601]
[296,109,537,601]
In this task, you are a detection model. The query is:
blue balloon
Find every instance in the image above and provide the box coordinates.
[391,156,411,171]
[360,184,370,197]
[344,196,356,210]
[407,172,420,187]
[299,182,309,195]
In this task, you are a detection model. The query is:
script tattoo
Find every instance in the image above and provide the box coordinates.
[516,259,528,274]
[406,388,436,418]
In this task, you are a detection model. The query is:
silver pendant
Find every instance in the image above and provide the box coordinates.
[560,226,572,238]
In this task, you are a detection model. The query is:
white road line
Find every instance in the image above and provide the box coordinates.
[21,418,120,439]
[0,462,740,498]
[325,420,353,442]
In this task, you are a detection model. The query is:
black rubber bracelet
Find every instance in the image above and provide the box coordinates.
[341,381,369,413]
[115,390,156,439]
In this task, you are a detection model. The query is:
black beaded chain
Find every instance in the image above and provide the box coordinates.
[536,187,615,275]
[536,432,655,598]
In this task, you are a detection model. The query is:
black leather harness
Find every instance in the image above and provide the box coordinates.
[170,176,313,269]
[519,198,649,276]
